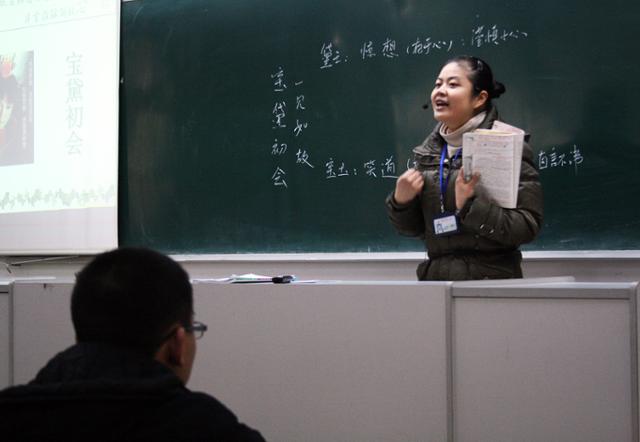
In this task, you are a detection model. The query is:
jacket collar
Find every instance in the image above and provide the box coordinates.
[414,105,500,156]
[0,342,183,402]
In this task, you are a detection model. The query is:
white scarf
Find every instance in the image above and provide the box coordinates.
[439,111,487,157]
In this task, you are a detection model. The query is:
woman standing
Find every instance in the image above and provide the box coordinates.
[386,56,543,280]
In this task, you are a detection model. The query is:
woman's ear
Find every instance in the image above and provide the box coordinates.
[472,90,489,111]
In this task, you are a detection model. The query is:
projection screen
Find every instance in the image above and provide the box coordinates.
[0,1,120,254]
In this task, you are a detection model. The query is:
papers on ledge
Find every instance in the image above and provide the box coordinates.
[191,273,299,284]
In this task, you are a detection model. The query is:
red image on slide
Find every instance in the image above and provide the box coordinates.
[0,51,34,166]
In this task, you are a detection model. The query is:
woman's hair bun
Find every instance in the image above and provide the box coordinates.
[491,81,506,99]
[442,55,506,102]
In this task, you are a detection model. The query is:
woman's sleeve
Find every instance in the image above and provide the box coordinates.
[385,192,426,238]
[458,140,543,247]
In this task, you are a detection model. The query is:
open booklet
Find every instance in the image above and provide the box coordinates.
[462,121,524,209]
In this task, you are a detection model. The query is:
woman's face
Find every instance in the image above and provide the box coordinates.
[430,62,487,131]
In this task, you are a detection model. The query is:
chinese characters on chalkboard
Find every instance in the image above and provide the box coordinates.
[270,67,313,188]
[269,66,399,189]
[538,145,584,174]
[320,25,528,69]
[269,25,582,189]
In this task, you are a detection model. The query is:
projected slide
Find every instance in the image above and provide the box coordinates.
[0,1,119,254]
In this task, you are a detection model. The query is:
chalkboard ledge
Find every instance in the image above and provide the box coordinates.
[171,251,640,262]
[522,251,640,261]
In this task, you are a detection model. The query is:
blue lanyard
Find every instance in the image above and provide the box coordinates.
[439,143,460,213]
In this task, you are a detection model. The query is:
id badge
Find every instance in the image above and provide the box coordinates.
[433,212,459,236]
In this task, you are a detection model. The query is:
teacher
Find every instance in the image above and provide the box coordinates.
[386,55,543,280]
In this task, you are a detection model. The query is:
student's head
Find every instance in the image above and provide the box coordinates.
[71,247,198,383]
[430,55,505,130]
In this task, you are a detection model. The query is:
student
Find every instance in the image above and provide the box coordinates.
[0,247,265,441]
[386,55,543,280]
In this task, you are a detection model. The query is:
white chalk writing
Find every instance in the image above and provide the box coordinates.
[538,144,584,175]
[319,25,529,69]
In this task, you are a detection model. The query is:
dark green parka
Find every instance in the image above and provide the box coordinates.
[386,106,543,280]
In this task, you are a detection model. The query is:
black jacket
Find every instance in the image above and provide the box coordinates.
[0,342,265,442]
[386,106,543,280]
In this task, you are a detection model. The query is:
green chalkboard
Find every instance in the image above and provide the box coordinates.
[119,0,640,253]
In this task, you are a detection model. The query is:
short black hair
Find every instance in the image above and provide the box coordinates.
[71,247,193,356]
[444,55,506,106]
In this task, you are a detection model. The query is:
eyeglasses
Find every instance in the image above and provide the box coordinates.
[161,320,208,343]
[184,321,208,340]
